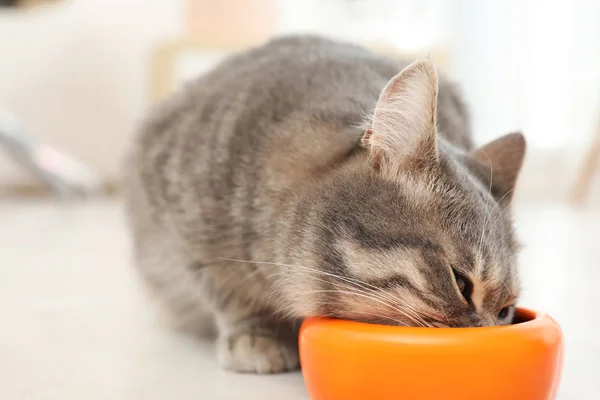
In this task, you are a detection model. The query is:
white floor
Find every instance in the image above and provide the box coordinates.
[0,199,598,400]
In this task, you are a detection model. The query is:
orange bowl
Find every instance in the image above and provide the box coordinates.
[300,308,563,400]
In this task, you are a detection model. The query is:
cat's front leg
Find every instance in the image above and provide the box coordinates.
[215,311,300,374]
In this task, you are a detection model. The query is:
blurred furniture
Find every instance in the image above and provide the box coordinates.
[151,0,450,103]
[570,116,600,205]
[151,0,277,103]
[151,39,241,103]
[0,0,177,197]
[0,110,102,197]
[186,0,275,45]
[0,0,61,7]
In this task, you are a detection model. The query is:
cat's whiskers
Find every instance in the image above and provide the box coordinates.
[268,277,426,327]
[477,150,494,256]
[298,288,448,328]
[219,257,428,324]
[276,266,429,327]
[219,257,430,327]
[481,188,516,245]
[487,201,513,237]
[278,260,430,326]
[293,289,412,326]
[429,321,450,328]
[275,296,410,327]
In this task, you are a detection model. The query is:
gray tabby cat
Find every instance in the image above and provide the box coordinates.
[124,36,526,374]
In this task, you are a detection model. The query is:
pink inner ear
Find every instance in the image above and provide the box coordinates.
[374,79,402,119]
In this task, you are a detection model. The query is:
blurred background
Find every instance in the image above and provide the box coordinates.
[2,0,600,202]
[1,1,599,399]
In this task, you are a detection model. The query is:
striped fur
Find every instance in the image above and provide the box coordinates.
[123,35,525,374]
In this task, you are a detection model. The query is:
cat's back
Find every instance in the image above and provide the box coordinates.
[126,36,471,230]
[127,36,397,209]
[132,35,470,170]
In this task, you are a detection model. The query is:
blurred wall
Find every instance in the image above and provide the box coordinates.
[451,0,600,150]
[0,0,184,186]
[2,0,599,202]
[0,0,448,188]
[450,0,600,201]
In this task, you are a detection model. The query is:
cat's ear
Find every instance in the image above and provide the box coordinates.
[470,132,526,203]
[361,59,439,174]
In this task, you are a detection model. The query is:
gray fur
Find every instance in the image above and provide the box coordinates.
[123,35,526,373]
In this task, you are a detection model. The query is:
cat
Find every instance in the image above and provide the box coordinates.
[123,35,526,374]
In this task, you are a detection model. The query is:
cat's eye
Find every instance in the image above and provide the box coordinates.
[498,306,511,320]
[452,268,473,303]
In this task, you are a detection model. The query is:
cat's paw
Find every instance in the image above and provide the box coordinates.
[217,332,299,374]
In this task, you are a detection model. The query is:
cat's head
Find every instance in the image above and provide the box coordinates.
[289,60,526,327]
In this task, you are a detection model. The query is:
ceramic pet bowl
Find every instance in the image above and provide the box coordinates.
[300,308,563,400]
